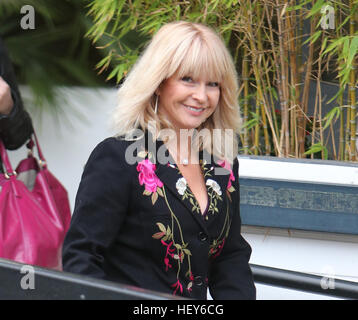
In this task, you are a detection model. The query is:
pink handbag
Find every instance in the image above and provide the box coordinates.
[0,133,71,270]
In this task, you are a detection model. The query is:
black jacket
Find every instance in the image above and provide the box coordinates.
[0,37,33,167]
[63,135,256,299]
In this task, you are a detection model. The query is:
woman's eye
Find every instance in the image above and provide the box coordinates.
[181,76,193,83]
[208,81,219,87]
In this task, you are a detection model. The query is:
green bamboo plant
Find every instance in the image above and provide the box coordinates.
[85,0,358,161]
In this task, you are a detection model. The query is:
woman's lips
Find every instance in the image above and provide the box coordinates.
[183,104,205,114]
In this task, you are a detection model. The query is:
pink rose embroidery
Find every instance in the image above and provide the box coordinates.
[137,159,163,192]
[217,159,235,191]
[137,159,164,204]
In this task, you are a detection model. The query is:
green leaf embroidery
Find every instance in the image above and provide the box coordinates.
[157,187,164,197]
[156,222,166,233]
[151,192,158,205]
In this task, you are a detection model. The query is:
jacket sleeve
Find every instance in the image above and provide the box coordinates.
[0,37,33,150]
[62,137,133,279]
[208,158,256,300]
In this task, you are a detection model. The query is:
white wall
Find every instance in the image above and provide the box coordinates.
[238,155,358,300]
[9,86,117,211]
[7,87,358,300]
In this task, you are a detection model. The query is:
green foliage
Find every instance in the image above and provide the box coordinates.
[2,0,358,161]
[85,0,244,84]
[0,0,108,111]
[85,0,358,161]
[304,142,328,160]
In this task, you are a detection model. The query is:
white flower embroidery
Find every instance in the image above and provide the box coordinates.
[176,177,187,195]
[206,179,222,196]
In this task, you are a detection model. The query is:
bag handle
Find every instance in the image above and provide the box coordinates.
[0,129,46,177]
[0,139,16,178]
[27,130,47,169]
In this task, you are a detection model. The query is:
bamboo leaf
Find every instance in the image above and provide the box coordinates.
[323,107,341,130]
[306,0,326,19]
[322,37,346,56]
[304,143,328,160]
[303,30,322,45]
[287,0,312,11]
[347,36,358,67]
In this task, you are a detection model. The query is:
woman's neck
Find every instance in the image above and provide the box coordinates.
[165,128,199,166]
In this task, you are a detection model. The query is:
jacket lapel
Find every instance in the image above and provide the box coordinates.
[200,151,231,225]
[154,139,231,230]
[155,154,210,231]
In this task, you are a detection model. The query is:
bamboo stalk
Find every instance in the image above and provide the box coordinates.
[300,16,315,158]
[287,6,300,157]
[330,122,337,160]
[336,4,345,161]
[317,52,324,159]
[256,2,271,155]
[349,0,356,161]
[265,55,280,144]
[276,0,290,157]
[311,78,319,159]
[254,101,260,155]
[345,101,351,160]
[244,1,280,156]
[264,3,284,156]
[242,46,250,154]
[339,97,345,161]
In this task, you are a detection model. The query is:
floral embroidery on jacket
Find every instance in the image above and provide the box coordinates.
[175,177,187,195]
[137,158,164,204]
[172,160,224,219]
[208,198,231,259]
[137,149,237,295]
[151,188,194,295]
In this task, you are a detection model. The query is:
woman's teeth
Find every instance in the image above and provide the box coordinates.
[185,105,204,112]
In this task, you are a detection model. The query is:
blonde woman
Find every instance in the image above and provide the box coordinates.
[63,21,256,300]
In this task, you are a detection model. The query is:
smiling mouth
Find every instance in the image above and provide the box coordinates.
[184,105,205,112]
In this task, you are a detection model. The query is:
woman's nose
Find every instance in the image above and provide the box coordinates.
[192,83,208,104]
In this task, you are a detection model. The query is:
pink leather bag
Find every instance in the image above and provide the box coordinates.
[0,133,71,270]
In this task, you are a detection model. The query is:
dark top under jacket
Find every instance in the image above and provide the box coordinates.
[62,134,256,299]
[0,37,33,162]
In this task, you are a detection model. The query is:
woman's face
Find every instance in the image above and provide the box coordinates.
[156,73,220,131]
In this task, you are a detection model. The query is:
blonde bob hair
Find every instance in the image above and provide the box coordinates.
[113,20,242,163]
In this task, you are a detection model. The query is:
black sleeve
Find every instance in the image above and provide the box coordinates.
[0,37,33,150]
[208,158,256,300]
[62,138,133,279]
